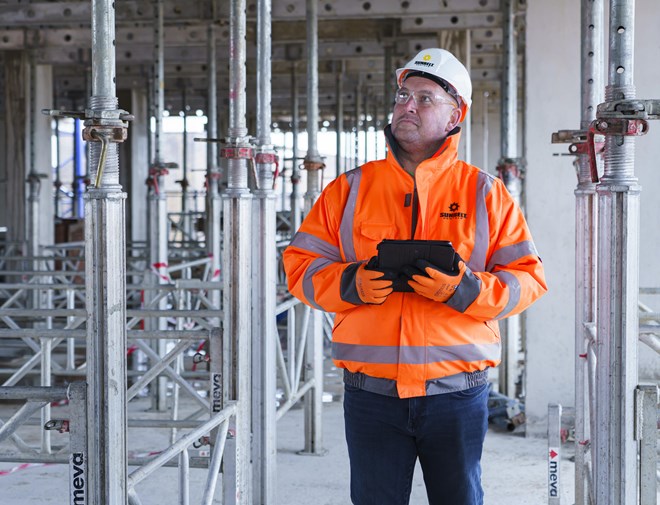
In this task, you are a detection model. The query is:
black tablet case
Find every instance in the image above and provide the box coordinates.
[376,239,456,292]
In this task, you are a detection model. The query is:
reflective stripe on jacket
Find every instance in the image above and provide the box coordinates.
[283,126,547,398]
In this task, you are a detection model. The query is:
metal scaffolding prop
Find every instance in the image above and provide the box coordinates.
[497,0,524,400]
[148,0,175,413]
[252,0,278,502]
[552,0,660,503]
[297,0,326,457]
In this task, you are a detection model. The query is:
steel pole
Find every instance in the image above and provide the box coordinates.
[363,90,369,163]
[575,2,604,504]
[206,22,222,322]
[181,87,192,241]
[483,91,489,169]
[222,0,252,502]
[498,0,522,399]
[85,0,127,503]
[300,0,325,456]
[336,61,344,176]
[354,80,361,167]
[290,63,301,232]
[463,30,472,165]
[594,1,639,504]
[252,0,277,502]
[384,44,393,152]
[148,0,170,411]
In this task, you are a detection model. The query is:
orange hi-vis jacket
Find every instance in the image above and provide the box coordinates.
[283,126,547,398]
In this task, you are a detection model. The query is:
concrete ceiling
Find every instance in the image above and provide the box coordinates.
[0,0,523,122]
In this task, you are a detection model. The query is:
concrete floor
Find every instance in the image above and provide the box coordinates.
[0,395,576,504]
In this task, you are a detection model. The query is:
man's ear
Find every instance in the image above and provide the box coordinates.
[445,108,461,133]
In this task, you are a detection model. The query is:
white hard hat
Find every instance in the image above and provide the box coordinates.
[396,48,472,122]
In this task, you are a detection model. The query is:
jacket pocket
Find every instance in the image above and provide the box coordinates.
[358,223,397,258]
[359,222,396,240]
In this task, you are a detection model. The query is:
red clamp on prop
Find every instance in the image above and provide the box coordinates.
[220,147,254,159]
[147,166,170,195]
[303,160,325,171]
[255,152,277,164]
[587,118,648,182]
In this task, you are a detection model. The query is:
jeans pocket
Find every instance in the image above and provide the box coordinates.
[450,382,489,399]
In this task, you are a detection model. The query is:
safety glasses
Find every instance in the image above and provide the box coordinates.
[394,88,458,108]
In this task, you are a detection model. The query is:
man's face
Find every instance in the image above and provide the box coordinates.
[390,76,461,149]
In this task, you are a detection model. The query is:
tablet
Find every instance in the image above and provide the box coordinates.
[376,239,457,292]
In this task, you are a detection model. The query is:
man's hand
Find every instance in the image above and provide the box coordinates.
[355,262,394,304]
[404,258,467,303]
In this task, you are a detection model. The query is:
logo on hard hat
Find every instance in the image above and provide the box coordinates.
[422,54,432,61]
[414,60,434,68]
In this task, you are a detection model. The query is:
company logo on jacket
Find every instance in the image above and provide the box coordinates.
[441,202,467,219]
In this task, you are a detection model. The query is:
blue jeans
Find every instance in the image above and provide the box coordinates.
[343,382,489,505]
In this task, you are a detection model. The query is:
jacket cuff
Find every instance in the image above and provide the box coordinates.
[340,263,364,305]
[446,268,481,312]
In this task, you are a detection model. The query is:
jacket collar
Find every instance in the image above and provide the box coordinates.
[384,124,461,172]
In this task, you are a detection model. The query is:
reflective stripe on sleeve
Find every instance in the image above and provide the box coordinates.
[486,240,539,272]
[333,341,500,364]
[339,169,362,263]
[493,270,521,319]
[468,171,493,272]
[302,257,335,310]
[289,231,341,261]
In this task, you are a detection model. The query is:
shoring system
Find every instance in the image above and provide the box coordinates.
[551,0,660,503]
[0,0,328,503]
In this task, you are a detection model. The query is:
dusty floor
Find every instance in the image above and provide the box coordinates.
[0,394,577,505]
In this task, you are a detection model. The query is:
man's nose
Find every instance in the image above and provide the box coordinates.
[403,96,418,112]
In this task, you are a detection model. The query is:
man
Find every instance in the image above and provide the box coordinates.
[283,48,547,505]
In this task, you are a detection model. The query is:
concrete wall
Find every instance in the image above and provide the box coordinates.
[525,0,660,436]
